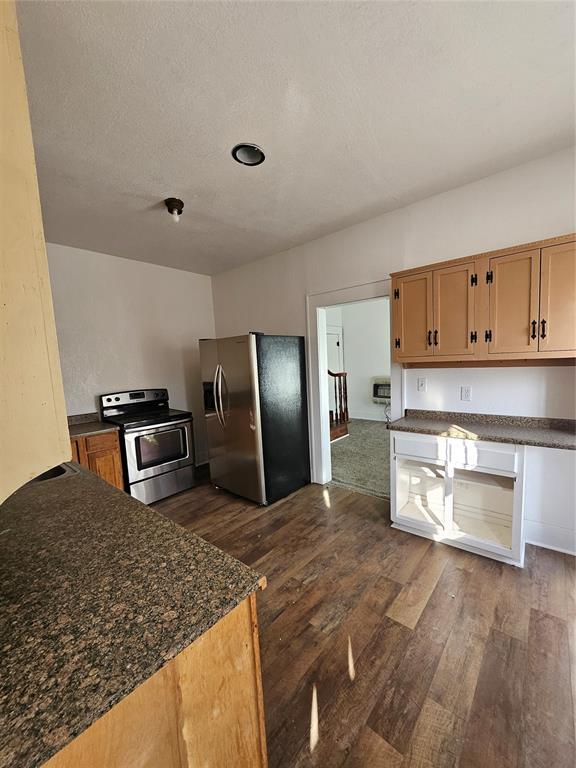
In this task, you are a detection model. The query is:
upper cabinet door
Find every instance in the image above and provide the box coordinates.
[393,272,434,358]
[488,250,540,355]
[0,1,70,502]
[539,241,576,352]
[433,263,475,356]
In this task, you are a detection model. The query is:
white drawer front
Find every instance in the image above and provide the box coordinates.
[393,433,447,462]
[450,439,517,474]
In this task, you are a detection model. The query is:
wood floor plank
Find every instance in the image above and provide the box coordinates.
[368,563,470,755]
[427,617,485,721]
[386,544,450,629]
[267,578,404,768]
[493,559,532,642]
[154,481,576,768]
[459,629,526,768]
[454,556,503,638]
[524,609,576,768]
[342,727,403,768]
[527,544,576,621]
[288,616,411,768]
[377,529,432,585]
[401,698,466,768]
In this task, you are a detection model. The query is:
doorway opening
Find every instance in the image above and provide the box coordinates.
[324,296,391,498]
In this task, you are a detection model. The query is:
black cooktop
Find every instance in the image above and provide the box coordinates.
[103,407,192,430]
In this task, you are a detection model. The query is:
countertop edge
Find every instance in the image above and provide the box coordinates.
[387,419,576,450]
[68,422,119,438]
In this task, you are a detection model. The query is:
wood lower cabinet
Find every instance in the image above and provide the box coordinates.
[488,249,540,355]
[539,241,576,352]
[391,233,576,364]
[70,432,124,490]
[43,594,267,768]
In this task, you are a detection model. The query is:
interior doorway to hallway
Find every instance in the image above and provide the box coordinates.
[324,296,391,498]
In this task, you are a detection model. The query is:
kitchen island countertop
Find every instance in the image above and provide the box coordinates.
[0,467,263,768]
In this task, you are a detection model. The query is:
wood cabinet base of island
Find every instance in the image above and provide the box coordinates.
[43,594,268,768]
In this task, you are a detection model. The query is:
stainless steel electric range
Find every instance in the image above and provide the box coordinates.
[100,389,195,504]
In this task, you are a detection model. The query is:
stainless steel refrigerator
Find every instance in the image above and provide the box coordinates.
[199,333,310,504]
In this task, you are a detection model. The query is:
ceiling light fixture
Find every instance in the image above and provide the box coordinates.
[231,143,265,166]
[164,197,184,223]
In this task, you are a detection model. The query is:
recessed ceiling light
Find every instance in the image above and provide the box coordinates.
[164,197,184,223]
[231,143,265,166]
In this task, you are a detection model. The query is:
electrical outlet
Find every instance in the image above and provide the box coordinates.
[417,377,427,393]
[460,385,472,402]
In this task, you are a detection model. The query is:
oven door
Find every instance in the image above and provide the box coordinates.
[124,419,194,484]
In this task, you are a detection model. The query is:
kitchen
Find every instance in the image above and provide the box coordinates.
[2,1,576,767]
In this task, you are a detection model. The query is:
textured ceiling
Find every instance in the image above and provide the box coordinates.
[17,1,576,275]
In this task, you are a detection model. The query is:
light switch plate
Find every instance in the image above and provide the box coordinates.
[417,377,427,392]
[461,385,472,402]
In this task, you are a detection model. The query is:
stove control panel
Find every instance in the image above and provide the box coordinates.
[100,389,168,412]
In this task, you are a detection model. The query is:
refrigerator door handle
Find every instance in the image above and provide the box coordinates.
[219,366,229,426]
[213,364,224,427]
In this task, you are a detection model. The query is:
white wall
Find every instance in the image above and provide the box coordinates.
[213,147,576,418]
[404,366,576,419]
[212,147,576,550]
[213,148,575,341]
[47,244,215,463]
[338,298,390,421]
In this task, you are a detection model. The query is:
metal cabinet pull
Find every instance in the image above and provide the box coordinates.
[433,330,439,346]
[530,320,537,340]
[540,319,547,339]
[427,330,432,346]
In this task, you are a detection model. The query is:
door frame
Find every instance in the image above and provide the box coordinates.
[306,278,403,485]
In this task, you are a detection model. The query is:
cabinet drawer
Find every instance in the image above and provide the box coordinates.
[449,439,517,474]
[85,431,118,453]
[393,433,447,462]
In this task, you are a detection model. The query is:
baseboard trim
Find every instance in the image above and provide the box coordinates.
[524,520,576,557]
[525,539,576,557]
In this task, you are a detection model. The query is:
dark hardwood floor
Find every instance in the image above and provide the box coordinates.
[154,479,576,768]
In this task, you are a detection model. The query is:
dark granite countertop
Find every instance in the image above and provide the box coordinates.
[0,467,263,768]
[67,413,118,438]
[388,409,576,450]
[68,421,118,438]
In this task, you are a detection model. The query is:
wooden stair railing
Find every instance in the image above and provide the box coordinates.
[328,370,349,441]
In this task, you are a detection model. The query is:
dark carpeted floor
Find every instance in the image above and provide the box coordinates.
[330,418,390,498]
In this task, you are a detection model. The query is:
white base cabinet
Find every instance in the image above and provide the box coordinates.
[391,431,525,567]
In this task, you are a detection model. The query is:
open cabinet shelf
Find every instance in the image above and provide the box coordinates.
[396,458,445,530]
[391,432,525,566]
[453,469,514,549]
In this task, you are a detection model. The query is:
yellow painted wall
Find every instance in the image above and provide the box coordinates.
[0,0,70,502]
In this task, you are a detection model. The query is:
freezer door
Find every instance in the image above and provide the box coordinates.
[200,336,265,503]
[256,334,311,503]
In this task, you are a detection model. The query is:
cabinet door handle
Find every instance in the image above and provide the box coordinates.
[433,330,439,346]
[540,319,547,339]
[427,330,432,346]
[531,320,537,340]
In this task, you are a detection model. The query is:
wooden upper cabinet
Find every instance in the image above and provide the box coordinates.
[391,235,575,364]
[433,263,475,356]
[0,1,70,503]
[393,272,433,358]
[539,241,576,352]
[488,250,540,355]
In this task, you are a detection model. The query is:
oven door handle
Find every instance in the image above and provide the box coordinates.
[124,418,192,434]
